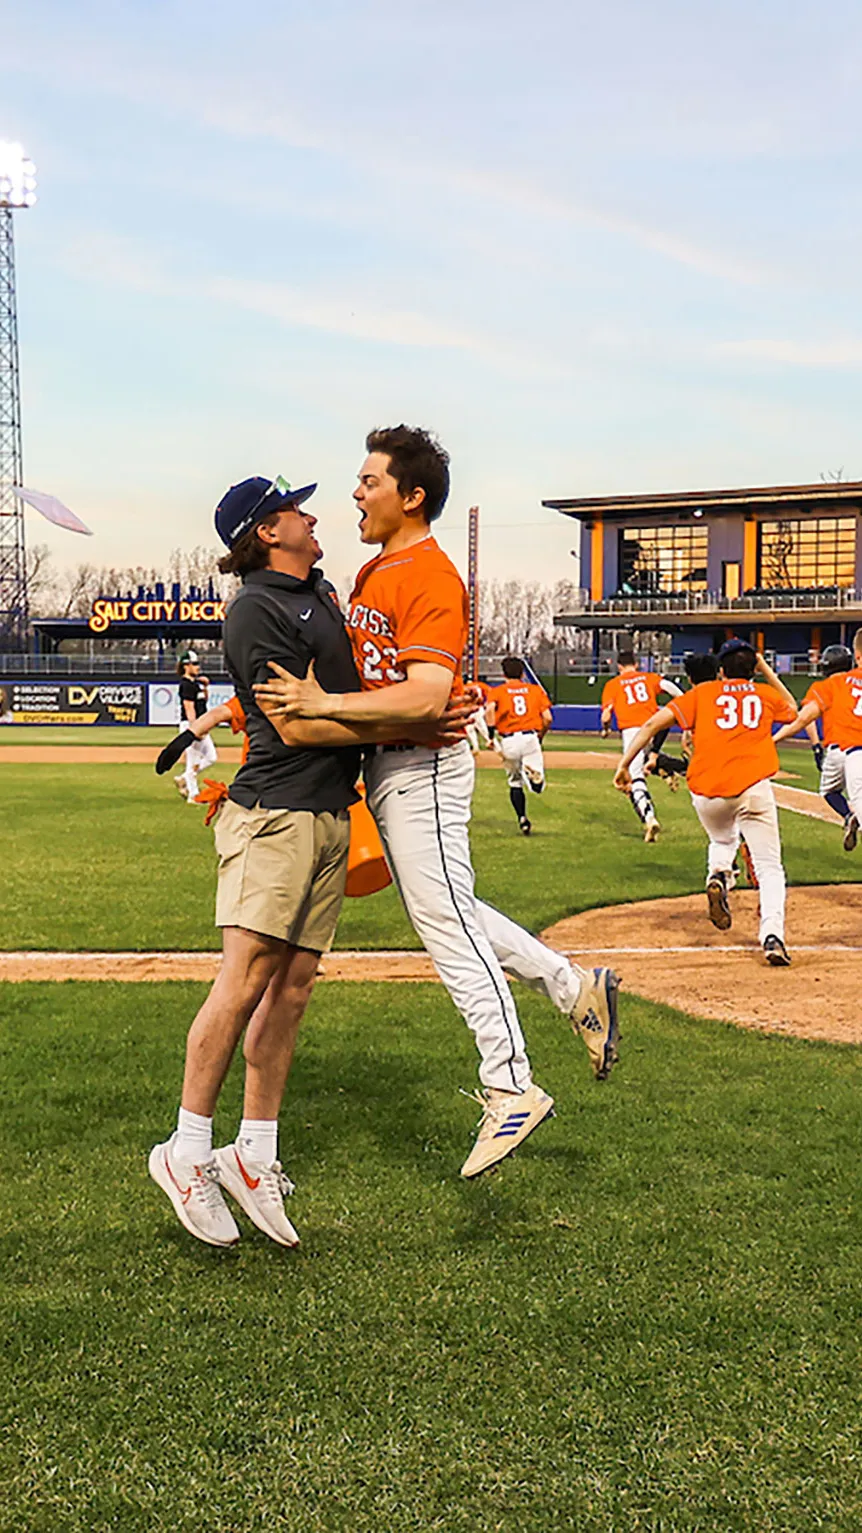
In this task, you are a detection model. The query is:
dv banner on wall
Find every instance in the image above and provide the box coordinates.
[0,681,148,725]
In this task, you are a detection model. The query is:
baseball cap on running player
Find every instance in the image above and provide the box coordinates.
[215,475,317,550]
[716,637,755,663]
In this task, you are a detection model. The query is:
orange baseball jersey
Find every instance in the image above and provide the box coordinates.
[602,670,665,729]
[805,668,862,751]
[668,680,796,798]
[489,680,552,735]
[225,693,251,766]
[346,537,468,695]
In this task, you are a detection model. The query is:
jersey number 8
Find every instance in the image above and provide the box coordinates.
[715,693,763,731]
[513,694,528,717]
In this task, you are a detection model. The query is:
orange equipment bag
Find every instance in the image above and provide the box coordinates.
[345,785,392,898]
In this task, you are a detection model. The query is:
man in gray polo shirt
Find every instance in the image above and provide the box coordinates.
[149,474,368,1250]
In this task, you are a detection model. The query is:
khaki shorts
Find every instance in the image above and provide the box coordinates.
[214,798,350,952]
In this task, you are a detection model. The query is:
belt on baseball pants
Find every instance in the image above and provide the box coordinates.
[365,743,419,756]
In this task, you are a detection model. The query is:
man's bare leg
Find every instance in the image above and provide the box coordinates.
[213,944,322,1247]
[242,944,321,1120]
[181,926,287,1117]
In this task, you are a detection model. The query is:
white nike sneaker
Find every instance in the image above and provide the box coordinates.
[524,763,545,792]
[148,1134,240,1247]
[174,774,188,799]
[643,813,660,843]
[213,1143,300,1247]
[460,1083,555,1178]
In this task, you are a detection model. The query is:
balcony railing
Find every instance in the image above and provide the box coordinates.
[555,587,862,621]
[0,653,230,677]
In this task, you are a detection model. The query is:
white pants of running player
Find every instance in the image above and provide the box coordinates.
[365,740,586,1093]
[819,743,847,799]
[465,708,491,754]
[691,779,785,943]
[498,731,545,791]
[183,733,217,798]
[621,725,653,821]
[845,748,862,820]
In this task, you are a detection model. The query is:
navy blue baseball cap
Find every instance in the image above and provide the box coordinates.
[215,475,317,550]
[717,637,755,662]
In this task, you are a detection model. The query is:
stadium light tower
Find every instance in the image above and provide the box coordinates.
[0,141,36,648]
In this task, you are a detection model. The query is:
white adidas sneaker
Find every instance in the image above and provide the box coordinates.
[460,1083,555,1178]
[148,1134,240,1247]
[213,1143,300,1248]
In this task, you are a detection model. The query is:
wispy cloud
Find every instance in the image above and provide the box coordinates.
[717,337,862,369]
[7,29,768,289]
[54,231,498,357]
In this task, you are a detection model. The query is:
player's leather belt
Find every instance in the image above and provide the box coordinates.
[499,729,537,738]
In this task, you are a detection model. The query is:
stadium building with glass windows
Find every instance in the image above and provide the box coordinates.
[546,480,862,672]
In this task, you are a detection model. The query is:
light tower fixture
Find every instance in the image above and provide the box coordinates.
[0,143,37,209]
[0,139,36,648]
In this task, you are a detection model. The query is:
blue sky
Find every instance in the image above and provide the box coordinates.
[4,0,862,592]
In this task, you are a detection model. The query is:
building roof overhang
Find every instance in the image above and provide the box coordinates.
[543,480,862,525]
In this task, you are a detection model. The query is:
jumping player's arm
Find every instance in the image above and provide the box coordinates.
[613,705,676,790]
[658,676,683,700]
[256,662,474,746]
[754,654,798,715]
[773,697,821,745]
[600,679,615,738]
[191,700,234,738]
[539,706,552,739]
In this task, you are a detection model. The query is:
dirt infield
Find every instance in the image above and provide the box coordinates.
[543,885,862,1044]
[3,884,861,1043]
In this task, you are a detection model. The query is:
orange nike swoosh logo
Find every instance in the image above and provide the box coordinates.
[235,1150,260,1190]
[165,1151,192,1203]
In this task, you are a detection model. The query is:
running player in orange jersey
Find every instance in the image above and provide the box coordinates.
[255,425,620,1179]
[486,657,553,834]
[614,639,798,965]
[601,648,682,842]
[773,626,862,851]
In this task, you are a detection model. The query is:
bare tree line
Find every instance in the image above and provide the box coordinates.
[25,546,586,656]
[25,545,232,621]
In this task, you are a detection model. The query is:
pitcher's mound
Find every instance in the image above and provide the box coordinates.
[542,884,862,1044]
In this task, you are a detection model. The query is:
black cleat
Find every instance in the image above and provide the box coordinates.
[519,816,532,836]
[706,872,732,931]
[763,935,791,967]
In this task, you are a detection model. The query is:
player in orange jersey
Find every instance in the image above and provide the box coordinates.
[255,425,620,1178]
[773,627,862,852]
[486,657,553,834]
[614,639,798,965]
[601,648,682,842]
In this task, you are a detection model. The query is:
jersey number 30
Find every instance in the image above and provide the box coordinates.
[715,693,763,731]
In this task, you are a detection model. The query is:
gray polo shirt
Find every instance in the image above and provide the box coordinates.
[224,567,362,812]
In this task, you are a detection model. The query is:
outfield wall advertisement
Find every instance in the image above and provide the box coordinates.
[0,680,236,726]
[0,681,149,725]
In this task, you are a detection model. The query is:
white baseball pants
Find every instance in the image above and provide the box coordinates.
[621,725,654,823]
[365,741,586,1093]
[819,744,847,798]
[498,731,545,791]
[183,733,217,799]
[845,748,862,819]
[690,778,786,943]
[465,708,491,754]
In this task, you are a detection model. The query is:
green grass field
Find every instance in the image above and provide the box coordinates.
[2,748,860,1529]
[0,750,847,950]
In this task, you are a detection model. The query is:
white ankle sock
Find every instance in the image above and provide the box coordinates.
[238,1118,278,1166]
[174,1107,213,1163]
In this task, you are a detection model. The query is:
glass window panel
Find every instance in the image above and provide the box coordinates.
[758,516,857,589]
[619,525,708,594]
